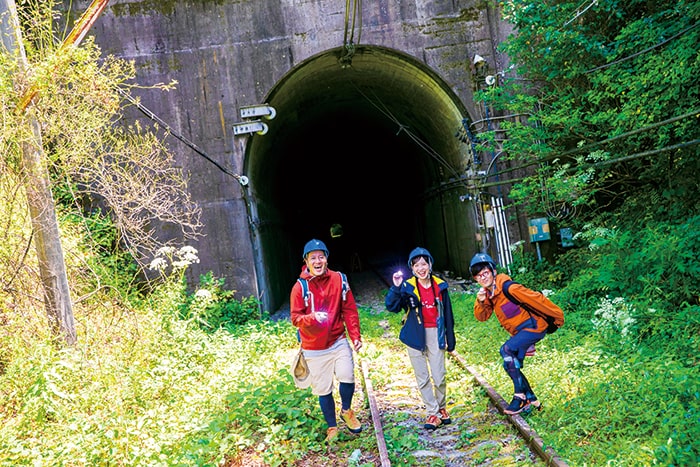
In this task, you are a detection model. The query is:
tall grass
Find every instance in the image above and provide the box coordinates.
[1,211,699,465]
[1,277,698,465]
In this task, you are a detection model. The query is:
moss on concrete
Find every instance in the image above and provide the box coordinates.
[111,0,227,17]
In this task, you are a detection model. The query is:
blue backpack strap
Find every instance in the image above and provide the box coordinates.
[502,280,519,305]
[339,271,348,301]
[296,278,310,343]
[297,278,312,310]
[298,273,347,310]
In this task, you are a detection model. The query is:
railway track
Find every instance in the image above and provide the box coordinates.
[343,267,568,466]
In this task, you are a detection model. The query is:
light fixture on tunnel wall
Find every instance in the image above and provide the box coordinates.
[330,223,343,238]
[471,54,489,89]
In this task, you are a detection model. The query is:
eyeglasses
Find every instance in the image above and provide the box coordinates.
[474,269,491,280]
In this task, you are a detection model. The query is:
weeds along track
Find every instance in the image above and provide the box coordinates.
[349,268,568,466]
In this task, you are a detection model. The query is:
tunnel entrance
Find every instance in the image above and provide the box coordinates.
[244,45,478,313]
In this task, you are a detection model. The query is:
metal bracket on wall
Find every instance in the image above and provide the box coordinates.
[239,104,276,120]
[233,104,276,136]
[232,120,268,136]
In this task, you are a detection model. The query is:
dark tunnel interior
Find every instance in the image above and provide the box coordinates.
[245,45,476,312]
[273,107,426,272]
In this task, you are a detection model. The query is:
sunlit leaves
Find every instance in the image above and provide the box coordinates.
[490,0,699,221]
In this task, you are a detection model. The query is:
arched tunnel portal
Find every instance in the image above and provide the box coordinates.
[244,46,479,313]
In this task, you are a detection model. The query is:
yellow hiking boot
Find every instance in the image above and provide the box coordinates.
[340,408,362,433]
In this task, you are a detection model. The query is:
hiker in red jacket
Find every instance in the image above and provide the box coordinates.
[471,253,563,415]
[290,239,363,442]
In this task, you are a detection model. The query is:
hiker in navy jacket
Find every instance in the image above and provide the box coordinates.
[385,247,456,430]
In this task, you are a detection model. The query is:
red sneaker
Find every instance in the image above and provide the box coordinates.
[424,414,442,430]
[439,408,452,425]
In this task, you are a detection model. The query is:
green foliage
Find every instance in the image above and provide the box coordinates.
[539,215,700,360]
[3,0,201,281]
[455,287,700,465]
[177,272,264,332]
[483,0,699,222]
[382,414,420,465]
[63,209,146,305]
[1,1,699,466]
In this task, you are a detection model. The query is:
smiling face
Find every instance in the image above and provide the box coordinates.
[410,256,431,281]
[473,265,495,287]
[305,250,328,277]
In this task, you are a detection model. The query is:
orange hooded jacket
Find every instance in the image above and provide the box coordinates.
[474,273,564,335]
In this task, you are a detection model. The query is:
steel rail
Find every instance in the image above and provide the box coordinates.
[449,350,570,467]
[358,266,566,465]
[358,357,392,466]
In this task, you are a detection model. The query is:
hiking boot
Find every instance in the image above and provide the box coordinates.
[504,395,530,415]
[341,409,362,433]
[325,426,339,443]
[424,414,442,431]
[527,399,542,412]
[439,408,452,425]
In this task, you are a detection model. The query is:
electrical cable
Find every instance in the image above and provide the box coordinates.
[584,21,699,74]
[116,87,248,186]
[340,0,362,67]
[477,139,699,190]
[480,109,700,180]
[351,82,466,182]
[469,113,532,132]
[562,0,598,28]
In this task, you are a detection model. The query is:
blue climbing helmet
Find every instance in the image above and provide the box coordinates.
[407,247,433,270]
[469,252,497,276]
[303,239,329,259]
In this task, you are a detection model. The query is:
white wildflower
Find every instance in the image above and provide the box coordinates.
[156,246,176,257]
[509,241,525,252]
[177,246,200,264]
[194,289,213,301]
[149,257,168,271]
[172,260,189,269]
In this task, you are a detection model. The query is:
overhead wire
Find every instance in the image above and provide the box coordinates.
[562,0,598,28]
[479,109,700,180]
[351,81,466,183]
[584,21,700,74]
[474,11,698,195]
[116,87,248,186]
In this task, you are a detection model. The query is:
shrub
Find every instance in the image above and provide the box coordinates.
[178,272,263,331]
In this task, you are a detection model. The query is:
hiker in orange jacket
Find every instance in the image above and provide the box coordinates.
[470,253,563,415]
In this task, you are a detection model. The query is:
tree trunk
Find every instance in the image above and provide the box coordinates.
[21,117,77,345]
[1,0,77,345]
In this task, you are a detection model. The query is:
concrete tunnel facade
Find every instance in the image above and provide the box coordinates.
[245,46,478,311]
[67,0,516,314]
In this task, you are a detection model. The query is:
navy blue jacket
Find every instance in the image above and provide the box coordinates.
[385,275,456,352]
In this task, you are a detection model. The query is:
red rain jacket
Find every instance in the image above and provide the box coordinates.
[290,267,361,350]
